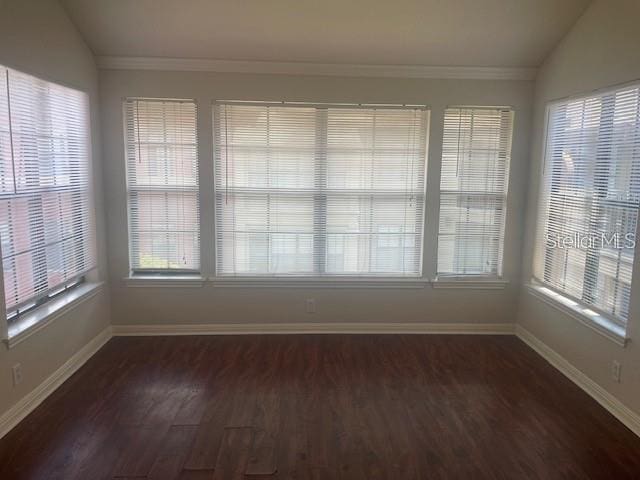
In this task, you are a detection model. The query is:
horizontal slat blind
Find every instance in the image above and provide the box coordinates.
[214,103,428,276]
[124,98,199,272]
[533,84,640,326]
[437,107,513,276]
[0,65,96,316]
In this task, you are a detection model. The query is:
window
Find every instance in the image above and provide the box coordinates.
[437,107,514,277]
[213,102,428,276]
[533,83,640,328]
[124,98,199,273]
[0,66,96,321]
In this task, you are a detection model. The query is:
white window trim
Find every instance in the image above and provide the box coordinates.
[124,274,206,288]
[0,65,97,318]
[123,97,201,275]
[436,106,514,278]
[546,78,640,108]
[121,274,511,290]
[209,276,429,289]
[212,101,429,278]
[432,276,508,290]
[4,282,104,349]
[525,283,628,347]
[529,81,640,342]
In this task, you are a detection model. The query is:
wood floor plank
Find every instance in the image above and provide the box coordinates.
[246,428,277,476]
[184,343,247,470]
[178,470,214,480]
[70,423,129,480]
[173,341,222,427]
[183,423,223,471]
[212,427,254,480]
[112,426,168,477]
[246,389,279,476]
[148,425,198,480]
[114,391,157,426]
[173,386,210,426]
[182,390,236,470]
[276,392,311,479]
[113,388,191,477]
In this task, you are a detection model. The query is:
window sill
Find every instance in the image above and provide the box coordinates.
[525,284,628,347]
[209,276,430,289]
[4,282,105,349]
[432,277,508,289]
[122,275,511,290]
[124,274,205,288]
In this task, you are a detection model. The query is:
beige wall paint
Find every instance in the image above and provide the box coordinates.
[518,0,640,416]
[0,0,110,416]
[99,69,533,326]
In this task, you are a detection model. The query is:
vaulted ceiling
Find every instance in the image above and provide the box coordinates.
[61,0,591,67]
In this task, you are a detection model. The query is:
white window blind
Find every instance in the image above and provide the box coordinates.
[437,107,514,276]
[213,102,428,276]
[533,84,640,326]
[0,66,96,318]
[124,98,199,273]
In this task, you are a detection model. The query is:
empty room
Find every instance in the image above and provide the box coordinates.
[1,0,640,478]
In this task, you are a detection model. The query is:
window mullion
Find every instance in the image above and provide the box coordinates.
[542,105,566,285]
[314,108,328,275]
[583,94,615,305]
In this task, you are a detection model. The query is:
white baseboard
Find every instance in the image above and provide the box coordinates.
[112,322,515,336]
[515,325,640,438]
[0,326,113,439]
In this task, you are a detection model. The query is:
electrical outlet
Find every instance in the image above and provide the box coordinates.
[611,360,621,383]
[12,363,22,386]
[305,298,316,314]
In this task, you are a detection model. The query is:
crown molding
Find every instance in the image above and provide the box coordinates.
[96,56,536,81]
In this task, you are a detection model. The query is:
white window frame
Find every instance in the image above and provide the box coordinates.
[435,106,514,280]
[0,66,100,346]
[211,101,430,280]
[123,97,201,277]
[529,81,640,344]
[119,100,514,290]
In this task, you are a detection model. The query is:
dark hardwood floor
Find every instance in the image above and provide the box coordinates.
[1,334,639,479]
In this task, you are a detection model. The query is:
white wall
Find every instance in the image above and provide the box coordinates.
[518,0,640,416]
[0,0,110,416]
[99,69,533,326]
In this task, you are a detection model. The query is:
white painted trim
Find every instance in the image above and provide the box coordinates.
[515,325,640,438]
[112,322,515,336]
[5,282,105,349]
[96,56,536,81]
[124,275,205,288]
[525,284,628,347]
[210,277,429,289]
[546,78,640,108]
[0,326,112,439]
[431,278,508,290]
